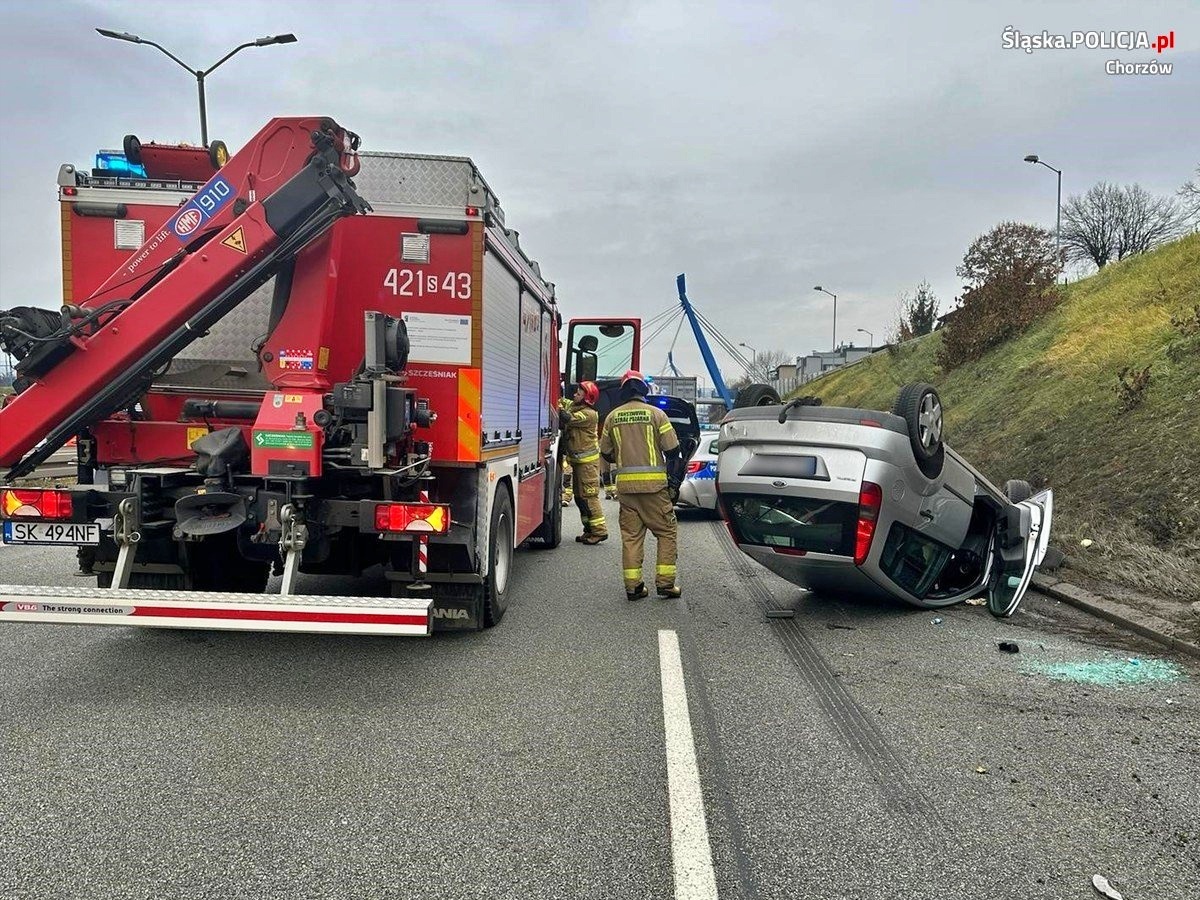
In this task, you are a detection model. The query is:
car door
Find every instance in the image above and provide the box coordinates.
[987,488,1054,617]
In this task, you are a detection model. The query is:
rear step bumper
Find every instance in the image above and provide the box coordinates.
[0,585,432,636]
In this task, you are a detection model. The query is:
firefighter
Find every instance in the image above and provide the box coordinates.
[559,380,608,544]
[599,370,685,600]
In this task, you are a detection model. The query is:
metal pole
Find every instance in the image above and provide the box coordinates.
[197,73,208,146]
[832,294,837,350]
[1056,167,1062,265]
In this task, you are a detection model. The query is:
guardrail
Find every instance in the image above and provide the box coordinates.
[16,447,77,481]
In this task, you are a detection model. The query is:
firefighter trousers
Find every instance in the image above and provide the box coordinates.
[572,461,607,536]
[618,489,678,591]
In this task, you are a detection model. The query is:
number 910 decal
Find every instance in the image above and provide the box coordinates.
[383,268,472,300]
[172,176,235,240]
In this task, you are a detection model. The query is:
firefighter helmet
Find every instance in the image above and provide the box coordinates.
[620,370,650,396]
[579,380,600,406]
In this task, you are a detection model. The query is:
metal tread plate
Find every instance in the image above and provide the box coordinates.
[0,586,432,636]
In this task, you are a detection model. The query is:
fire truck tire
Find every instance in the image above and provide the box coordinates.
[481,486,514,627]
[122,135,142,165]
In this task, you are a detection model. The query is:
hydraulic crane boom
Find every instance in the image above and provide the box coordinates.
[676,273,734,408]
[0,116,369,480]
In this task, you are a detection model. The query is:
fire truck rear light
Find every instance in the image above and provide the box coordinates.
[465,206,479,216]
[62,186,78,196]
[374,503,450,534]
[854,481,883,566]
[1,489,74,520]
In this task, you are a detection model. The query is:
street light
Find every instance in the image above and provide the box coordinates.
[738,341,758,358]
[1024,154,1062,266]
[813,286,837,350]
[856,327,874,347]
[96,29,298,147]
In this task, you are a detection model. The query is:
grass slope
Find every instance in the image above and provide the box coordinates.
[793,233,1200,605]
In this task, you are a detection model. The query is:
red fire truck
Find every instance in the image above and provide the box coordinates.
[0,118,669,636]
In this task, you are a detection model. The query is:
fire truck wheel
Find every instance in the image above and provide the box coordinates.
[482,486,514,627]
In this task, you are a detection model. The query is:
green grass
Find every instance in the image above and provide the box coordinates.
[792,233,1200,603]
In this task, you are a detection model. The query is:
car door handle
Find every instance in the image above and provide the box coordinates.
[919,510,935,520]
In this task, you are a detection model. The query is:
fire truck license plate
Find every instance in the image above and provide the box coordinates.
[2,521,100,545]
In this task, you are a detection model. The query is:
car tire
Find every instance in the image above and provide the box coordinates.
[122,134,142,165]
[1005,479,1033,503]
[893,383,944,478]
[208,140,230,170]
[481,487,514,627]
[734,383,781,408]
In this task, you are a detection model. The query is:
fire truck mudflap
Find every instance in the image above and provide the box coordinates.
[0,585,432,636]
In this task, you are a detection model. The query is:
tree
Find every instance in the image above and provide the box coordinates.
[1063,181,1189,269]
[1179,165,1200,225]
[937,222,1060,370]
[893,280,939,341]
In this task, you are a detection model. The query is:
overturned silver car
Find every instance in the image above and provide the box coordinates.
[716,384,1053,617]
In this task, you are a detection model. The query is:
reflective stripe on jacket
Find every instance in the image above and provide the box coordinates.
[561,402,600,464]
[599,399,681,495]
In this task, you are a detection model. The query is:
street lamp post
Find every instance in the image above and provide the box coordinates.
[813,286,837,350]
[1024,154,1062,266]
[856,327,874,348]
[96,29,297,147]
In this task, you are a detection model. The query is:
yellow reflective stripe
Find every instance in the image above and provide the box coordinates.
[571,412,588,421]
[646,425,658,466]
[616,472,668,482]
[656,565,677,576]
[569,450,600,463]
[623,568,642,579]
[658,422,673,434]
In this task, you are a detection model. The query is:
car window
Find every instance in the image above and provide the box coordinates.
[707,439,720,454]
[721,493,857,556]
[878,522,953,598]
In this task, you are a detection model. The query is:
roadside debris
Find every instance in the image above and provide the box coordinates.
[826,623,857,631]
[1080,538,1095,549]
[1092,873,1123,900]
[932,617,944,626]
[765,608,795,619]
[965,597,986,606]
[998,641,1020,654]
[975,765,989,774]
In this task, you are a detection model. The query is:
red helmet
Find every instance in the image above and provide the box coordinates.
[621,370,650,396]
[578,380,600,406]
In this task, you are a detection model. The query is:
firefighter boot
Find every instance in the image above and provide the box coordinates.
[626,582,649,601]
[657,583,682,599]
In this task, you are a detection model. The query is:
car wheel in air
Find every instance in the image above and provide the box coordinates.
[734,383,781,408]
[893,382,944,478]
[1005,479,1033,503]
[122,134,142,165]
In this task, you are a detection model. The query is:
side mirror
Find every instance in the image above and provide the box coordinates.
[577,352,598,384]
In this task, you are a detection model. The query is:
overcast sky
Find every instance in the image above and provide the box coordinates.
[1,0,1197,382]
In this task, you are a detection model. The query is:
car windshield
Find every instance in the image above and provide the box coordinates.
[721,493,857,556]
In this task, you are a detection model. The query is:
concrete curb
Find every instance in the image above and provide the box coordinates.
[1032,574,1200,660]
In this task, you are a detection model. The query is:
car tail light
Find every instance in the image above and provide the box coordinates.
[854,481,883,566]
[1,489,74,520]
[373,502,450,534]
[687,460,705,475]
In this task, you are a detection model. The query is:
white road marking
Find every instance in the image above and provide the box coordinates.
[658,628,719,900]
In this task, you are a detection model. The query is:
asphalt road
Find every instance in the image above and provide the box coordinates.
[1,500,1197,900]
